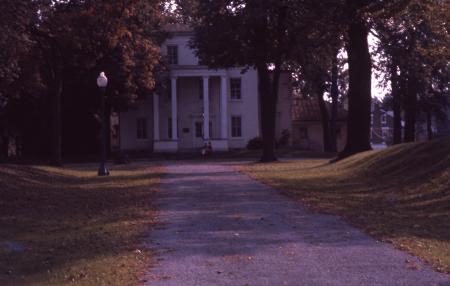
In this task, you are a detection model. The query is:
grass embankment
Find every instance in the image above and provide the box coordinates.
[0,163,162,285]
[239,138,450,273]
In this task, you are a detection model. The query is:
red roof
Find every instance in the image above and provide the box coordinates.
[292,98,347,121]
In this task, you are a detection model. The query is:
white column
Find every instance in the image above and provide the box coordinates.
[171,77,178,140]
[153,93,160,141]
[220,76,228,139]
[203,76,210,140]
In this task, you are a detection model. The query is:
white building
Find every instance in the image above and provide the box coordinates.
[118,24,292,152]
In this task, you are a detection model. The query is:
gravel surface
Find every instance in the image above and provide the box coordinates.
[145,162,449,286]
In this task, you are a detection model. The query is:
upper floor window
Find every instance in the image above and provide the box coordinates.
[136,117,148,140]
[381,114,387,124]
[167,45,178,65]
[230,78,241,100]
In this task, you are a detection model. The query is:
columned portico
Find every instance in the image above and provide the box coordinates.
[152,78,179,153]
[220,76,228,139]
[121,27,291,154]
[171,77,178,140]
[153,69,230,152]
[153,93,160,141]
[203,76,210,140]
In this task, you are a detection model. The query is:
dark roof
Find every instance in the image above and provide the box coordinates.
[292,98,347,122]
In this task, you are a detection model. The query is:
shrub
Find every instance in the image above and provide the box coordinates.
[247,137,263,150]
[277,129,291,147]
[113,152,130,165]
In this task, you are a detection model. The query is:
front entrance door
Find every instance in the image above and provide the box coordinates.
[193,120,204,148]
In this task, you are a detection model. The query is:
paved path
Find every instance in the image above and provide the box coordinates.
[145,162,449,286]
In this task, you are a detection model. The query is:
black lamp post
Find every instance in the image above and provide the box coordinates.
[97,72,110,176]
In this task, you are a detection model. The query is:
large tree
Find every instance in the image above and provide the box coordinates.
[289,2,344,153]
[187,0,298,162]
[1,0,165,162]
[375,0,450,143]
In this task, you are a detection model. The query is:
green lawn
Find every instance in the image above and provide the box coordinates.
[0,163,162,286]
[238,138,450,273]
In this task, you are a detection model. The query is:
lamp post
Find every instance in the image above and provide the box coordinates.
[97,72,110,176]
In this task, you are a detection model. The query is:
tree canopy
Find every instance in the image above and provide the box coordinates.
[0,0,166,161]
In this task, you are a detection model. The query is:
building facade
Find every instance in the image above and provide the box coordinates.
[370,101,394,145]
[291,98,348,152]
[118,25,292,152]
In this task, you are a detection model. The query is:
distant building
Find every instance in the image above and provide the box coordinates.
[116,24,292,152]
[371,101,394,145]
[291,98,348,152]
[434,106,450,137]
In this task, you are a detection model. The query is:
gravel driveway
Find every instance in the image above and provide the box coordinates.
[145,162,449,286]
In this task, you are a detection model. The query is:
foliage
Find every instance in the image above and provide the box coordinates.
[277,129,291,148]
[0,0,167,160]
[374,0,450,142]
[246,137,263,150]
[183,0,327,161]
[0,1,43,102]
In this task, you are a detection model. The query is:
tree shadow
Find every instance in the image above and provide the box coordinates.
[0,162,161,285]
[146,164,449,284]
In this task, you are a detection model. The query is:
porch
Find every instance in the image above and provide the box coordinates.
[153,68,230,152]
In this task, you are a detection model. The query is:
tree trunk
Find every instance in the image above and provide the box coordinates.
[391,62,402,144]
[339,14,372,158]
[258,64,277,162]
[316,86,332,152]
[404,74,417,142]
[426,111,433,140]
[50,72,63,165]
[0,135,8,161]
[0,116,6,161]
[50,44,63,166]
[329,51,339,152]
[255,5,286,163]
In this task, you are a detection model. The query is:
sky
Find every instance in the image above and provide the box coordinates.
[370,34,389,101]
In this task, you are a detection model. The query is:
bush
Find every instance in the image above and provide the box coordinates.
[247,137,263,150]
[277,129,291,148]
[113,152,130,165]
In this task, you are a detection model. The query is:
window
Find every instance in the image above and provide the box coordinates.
[167,45,178,65]
[299,127,308,139]
[230,78,241,100]
[381,114,387,124]
[231,116,242,137]
[136,118,147,139]
[209,121,213,138]
[168,117,172,139]
[195,122,203,138]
